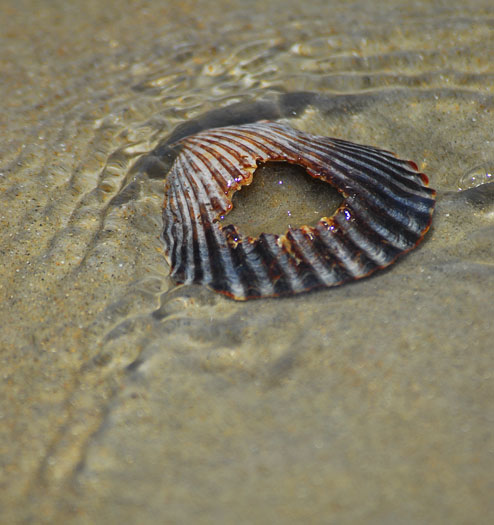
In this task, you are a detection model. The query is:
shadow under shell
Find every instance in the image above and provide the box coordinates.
[161,121,436,300]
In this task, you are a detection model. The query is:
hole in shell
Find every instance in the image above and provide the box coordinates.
[221,162,343,238]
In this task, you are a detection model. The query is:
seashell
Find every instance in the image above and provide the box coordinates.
[161,121,436,300]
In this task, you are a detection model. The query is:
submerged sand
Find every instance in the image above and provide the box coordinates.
[1,0,493,523]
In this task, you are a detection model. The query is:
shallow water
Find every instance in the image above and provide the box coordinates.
[1,0,494,523]
[224,162,344,238]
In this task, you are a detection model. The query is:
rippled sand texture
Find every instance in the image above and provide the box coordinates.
[1,0,494,523]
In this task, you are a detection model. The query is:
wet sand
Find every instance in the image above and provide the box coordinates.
[1,0,493,523]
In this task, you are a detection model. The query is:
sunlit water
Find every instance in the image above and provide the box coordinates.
[1,1,494,523]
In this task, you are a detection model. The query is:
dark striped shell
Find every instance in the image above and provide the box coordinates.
[162,121,436,300]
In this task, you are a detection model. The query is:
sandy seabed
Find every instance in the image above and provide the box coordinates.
[1,1,493,523]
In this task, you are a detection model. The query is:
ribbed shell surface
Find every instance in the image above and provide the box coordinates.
[162,121,436,300]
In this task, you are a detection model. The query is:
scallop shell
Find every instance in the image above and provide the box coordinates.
[162,121,436,300]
